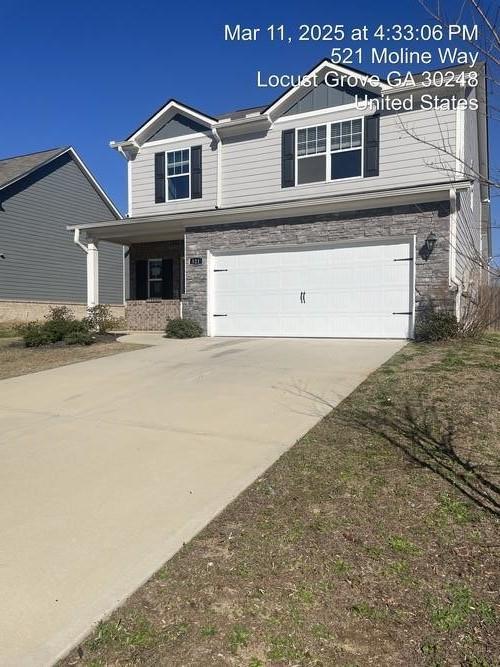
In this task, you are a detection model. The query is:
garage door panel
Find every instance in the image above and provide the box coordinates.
[211,240,413,338]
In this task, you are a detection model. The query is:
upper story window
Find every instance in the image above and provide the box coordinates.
[297,125,326,156]
[167,149,190,200]
[295,118,364,186]
[331,119,363,180]
[297,125,327,185]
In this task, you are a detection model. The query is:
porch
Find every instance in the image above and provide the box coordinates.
[126,240,184,331]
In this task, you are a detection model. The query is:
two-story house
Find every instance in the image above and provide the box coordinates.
[0,146,124,322]
[69,59,490,338]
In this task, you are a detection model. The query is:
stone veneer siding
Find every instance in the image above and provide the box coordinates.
[125,300,181,331]
[182,202,452,333]
[129,240,184,299]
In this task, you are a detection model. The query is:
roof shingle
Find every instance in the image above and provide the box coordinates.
[0,147,68,190]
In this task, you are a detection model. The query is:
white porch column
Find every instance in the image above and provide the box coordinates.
[87,241,99,308]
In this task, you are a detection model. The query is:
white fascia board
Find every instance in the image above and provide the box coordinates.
[67,180,471,245]
[66,147,123,220]
[128,101,216,144]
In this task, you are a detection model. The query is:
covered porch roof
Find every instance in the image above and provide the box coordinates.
[67,180,470,246]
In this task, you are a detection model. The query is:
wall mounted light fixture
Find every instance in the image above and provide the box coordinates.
[420,232,437,261]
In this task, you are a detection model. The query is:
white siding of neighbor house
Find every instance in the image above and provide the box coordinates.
[220,106,457,208]
[130,132,217,216]
[455,101,481,288]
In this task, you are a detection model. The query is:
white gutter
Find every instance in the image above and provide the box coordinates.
[211,127,223,208]
[449,187,462,319]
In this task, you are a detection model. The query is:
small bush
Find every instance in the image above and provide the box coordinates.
[165,318,203,339]
[46,305,74,323]
[415,311,459,342]
[19,322,55,347]
[18,310,94,347]
[63,330,94,346]
[84,304,119,334]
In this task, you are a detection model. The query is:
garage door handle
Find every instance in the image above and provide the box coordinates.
[213,314,228,317]
[392,311,412,315]
[300,291,305,303]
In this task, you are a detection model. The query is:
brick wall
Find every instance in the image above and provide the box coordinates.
[0,300,124,324]
[125,300,181,331]
[183,202,452,332]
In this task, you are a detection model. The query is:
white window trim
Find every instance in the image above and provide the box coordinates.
[294,116,365,187]
[167,148,191,201]
[148,258,163,298]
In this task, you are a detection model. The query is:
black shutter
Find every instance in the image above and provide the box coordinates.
[190,146,202,199]
[135,260,148,300]
[161,259,174,299]
[364,115,380,178]
[281,129,295,188]
[154,152,166,203]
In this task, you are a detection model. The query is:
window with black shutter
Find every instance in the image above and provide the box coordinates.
[135,259,148,300]
[364,114,380,178]
[190,146,202,199]
[281,129,295,188]
[154,153,166,203]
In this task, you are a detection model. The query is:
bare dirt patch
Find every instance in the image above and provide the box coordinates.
[61,335,500,667]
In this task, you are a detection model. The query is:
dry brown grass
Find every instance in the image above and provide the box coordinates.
[0,337,146,380]
[60,335,500,667]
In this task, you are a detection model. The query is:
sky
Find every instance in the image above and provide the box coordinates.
[0,0,498,259]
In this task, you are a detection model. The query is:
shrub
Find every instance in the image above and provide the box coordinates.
[165,318,203,339]
[63,330,94,346]
[18,310,94,347]
[459,285,500,338]
[84,304,119,334]
[19,322,55,347]
[415,311,459,342]
[46,305,74,323]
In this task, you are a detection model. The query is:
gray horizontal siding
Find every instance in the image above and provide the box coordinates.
[0,154,123,304]
[131,134,217,216]
[221,107,457,208]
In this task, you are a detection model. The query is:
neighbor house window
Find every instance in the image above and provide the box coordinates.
[296,125,326,185]
[148,258,163,298]
[330,118,363,180]
[167,149,190,200]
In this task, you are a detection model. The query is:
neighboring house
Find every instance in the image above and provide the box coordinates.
[0,147,124,322]
[69,59,490,338]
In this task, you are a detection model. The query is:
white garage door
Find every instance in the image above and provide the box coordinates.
[210,240,414,338]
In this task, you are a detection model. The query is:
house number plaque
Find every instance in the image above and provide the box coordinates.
[190,257,203,265]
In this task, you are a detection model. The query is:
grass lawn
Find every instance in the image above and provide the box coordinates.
[61,335,500,667]
[0,335,146,380]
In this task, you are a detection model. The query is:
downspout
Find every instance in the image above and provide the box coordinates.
[211,127,222,208]
[74,228,88,254]
[449,187,461,319]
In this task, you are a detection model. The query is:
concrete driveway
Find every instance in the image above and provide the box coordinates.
[0,336,403,666]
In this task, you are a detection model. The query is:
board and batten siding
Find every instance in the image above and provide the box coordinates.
[0,154,123,304]
[220,106,457,208]
[130,133,217,216]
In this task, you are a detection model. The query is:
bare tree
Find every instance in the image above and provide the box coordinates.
[393,0,500,284]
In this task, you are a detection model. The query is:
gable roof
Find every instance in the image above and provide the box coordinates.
[126,99,218,143]
[0,147,67,190]
[0,146,121,219]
